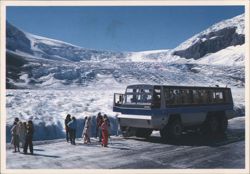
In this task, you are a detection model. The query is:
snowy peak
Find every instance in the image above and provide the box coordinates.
[6,21,128,62]
[6,13,245,64]
[173,14,245,59]
[25,32,82,49]
[208,14,244,35]
[6,21,33,54]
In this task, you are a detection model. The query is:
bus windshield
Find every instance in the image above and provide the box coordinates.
[124,86,161,107]
[125,87,152,105]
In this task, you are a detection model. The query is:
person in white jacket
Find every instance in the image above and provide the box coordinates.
[83,116,92,144]
[11,122,20,152]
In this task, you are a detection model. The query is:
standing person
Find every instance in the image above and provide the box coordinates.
[101,118,109,147]
[103,114,111,138]
[14,117,19,124]
[11,121,20,152]
[67,117,77,145]
[23,120,34,154]
[65,114,71,143]
[18,121,27,148]
[96,112,103,142]
[83,116,92,144]
[82,117,88,143]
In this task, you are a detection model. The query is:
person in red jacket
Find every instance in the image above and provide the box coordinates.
[101,118,109,147]
[96,112,103,142]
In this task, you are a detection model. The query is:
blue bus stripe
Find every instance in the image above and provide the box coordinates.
[114,105,233,116]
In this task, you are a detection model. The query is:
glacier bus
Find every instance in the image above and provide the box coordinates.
[113,84,235,140]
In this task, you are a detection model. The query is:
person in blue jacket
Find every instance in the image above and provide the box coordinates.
[67,117,77,145]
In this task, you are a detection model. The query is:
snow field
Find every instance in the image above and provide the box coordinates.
[6,88,122,142]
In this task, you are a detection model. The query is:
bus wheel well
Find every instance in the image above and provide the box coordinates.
[207,111,225,117]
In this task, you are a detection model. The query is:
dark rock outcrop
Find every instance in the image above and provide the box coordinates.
[6,21,33,54]
[173,27,245,59]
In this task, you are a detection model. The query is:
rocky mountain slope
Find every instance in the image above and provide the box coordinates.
[172,14,244,59]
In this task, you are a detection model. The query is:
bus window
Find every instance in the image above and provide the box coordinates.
[193,90,199,104]
[139,89,146,102]
[165,88,193,105]
[126,94,137,104]
[126,88,138,93]
[152,87,161,108]
[207,90,212,103]
[173,89,180,104]
[200,90,208,104]
[180,90,185,104]
[164,87,234,106]
[138,89,152,103]
[212,91,223,103]
[125,87,153,105]
[164,88,171,105]
[168,89,175,105]
[178,89,189,104]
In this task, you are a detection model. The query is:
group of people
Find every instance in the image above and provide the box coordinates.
[64,112,111,147]
[10,113,112,154]
[10,117,34,154]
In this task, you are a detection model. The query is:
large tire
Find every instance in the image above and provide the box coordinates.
[202,116,219,135]
[160,126,168,140]
[160,118,182,140]
[167,119,183,140]
[135,128,152,138]
[218,116,228,133]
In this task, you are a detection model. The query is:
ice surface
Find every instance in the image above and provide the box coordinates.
[5,116,245,169]
[195,45,245,66]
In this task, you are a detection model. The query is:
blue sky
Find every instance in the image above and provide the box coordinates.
[7,6,244,52]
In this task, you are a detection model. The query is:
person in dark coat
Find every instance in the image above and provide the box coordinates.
[65,114,71,142]
[96,112,103,142]
[23,120,34,154]
[67,117,77,145]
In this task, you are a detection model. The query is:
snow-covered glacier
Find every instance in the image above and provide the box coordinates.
[5,13,245,142]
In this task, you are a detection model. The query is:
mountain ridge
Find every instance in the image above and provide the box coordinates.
[173,14,245,59]
[6,13,245,89]
[6,13,245,63]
